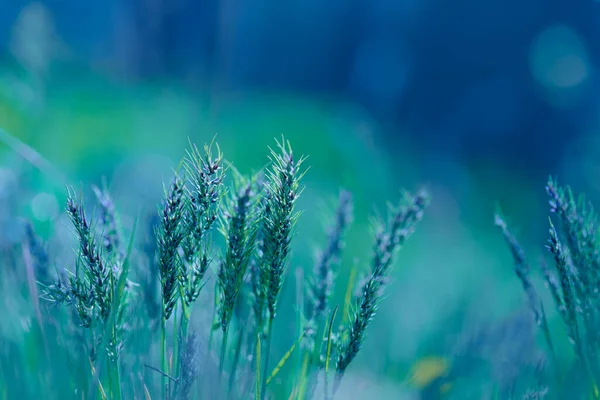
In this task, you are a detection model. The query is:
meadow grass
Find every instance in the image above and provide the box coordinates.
[6,122,600,399]
[0,134,429,399]
[495,178,600,399]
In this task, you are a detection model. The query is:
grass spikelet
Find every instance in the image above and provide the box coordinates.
[180,140,225,308]
[217,171,259,378]
[93,182,123,260]
[260,137,306,321]
[547,220,578,339]
[307,190,353,322]
[156,174,187,321]
[66,187,112,322]
[250,179,269,332]
[335,189,429,386]
[218,172,259,332]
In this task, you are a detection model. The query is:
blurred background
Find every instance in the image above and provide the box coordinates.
[1,0,600,398]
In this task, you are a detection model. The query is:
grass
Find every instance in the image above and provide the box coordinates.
[495,177,600,399]
[4,71,600,399]
[0,132,429,399]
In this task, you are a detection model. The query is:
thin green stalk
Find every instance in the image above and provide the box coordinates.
[0,127,69,185]
[323,307,338,400]
[179,312,190,351]
[219,327,230,383]
[295,267,303,372]
[107,356,114,399]
[265,330,305,386]
[161,315,167,400]
[110,324,123,400]
[172,303,178,383]
[296,353,310,400]
[255,334,262,400]
[178,310,191,398]
[173,301,190,400]
[208,281,219,352]
[304,320,329,400]
[260,318,274,400]
[229,326,245,395]
[175,300,191,395]
[296,319,324,400]
[539,303,560,382]
[110,270,122,400]
[177,285,191,342]
[110,356,123,400]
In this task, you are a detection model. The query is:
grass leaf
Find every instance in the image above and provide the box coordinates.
[325,306,339,374]
[267,330,306,386]
[256,334,262,400]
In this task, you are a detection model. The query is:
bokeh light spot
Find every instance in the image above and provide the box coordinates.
[31,192,59,221]
[530,24,590,91]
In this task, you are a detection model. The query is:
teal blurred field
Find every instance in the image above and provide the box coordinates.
[1,7,599,394]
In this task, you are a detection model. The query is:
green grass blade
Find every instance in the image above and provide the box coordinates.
[0,128,69,185]
[325,306,339,374]
[138,373,152,400]
[266,330,306,386]
[256,334,262,400]
[342,265,357,325]
[89,357,108,400]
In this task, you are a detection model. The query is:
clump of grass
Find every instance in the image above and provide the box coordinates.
[41,187,133,399]
[16,135,431,400]
[499,177,600,398]
[544,179,600,391]
[297,191,353,398]
[153,140,227,397]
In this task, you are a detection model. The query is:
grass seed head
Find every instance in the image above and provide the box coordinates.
[336,189,429,378]
[307,190,353,323]
[66,188,112,322]
[180,141,226,307]
[259,138,306,321]
[156,174,187,320]
[218,172,259,332]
